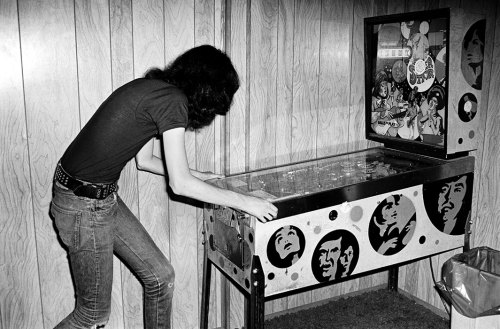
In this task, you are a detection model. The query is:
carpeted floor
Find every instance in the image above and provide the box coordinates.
[265,289,450,329]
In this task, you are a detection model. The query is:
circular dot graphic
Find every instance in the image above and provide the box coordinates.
[350,206,363,222]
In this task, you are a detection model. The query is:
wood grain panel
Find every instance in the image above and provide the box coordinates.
[249,0,279,170]
[386,0,406,14]
[228,0,249,175]
[74,2,125,328]
[438,0,461,9]
[195,0,216,175]
[348,0,374,152]
[274,0,294,167]
[406,0,439,12]
[290,0,321,164]
[75,0,112,125]
[18,0,80,327]
[316,0,352,158]
[475,0,500,249]
[0,1,43,328]
[109,1,144,328]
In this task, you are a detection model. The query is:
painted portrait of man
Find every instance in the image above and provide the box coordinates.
[312,230,359,282]
[423,174,473,235]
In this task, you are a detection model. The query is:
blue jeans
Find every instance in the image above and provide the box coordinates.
[50,182,175,329]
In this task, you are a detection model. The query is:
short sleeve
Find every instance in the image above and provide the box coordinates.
[142,85,189,134]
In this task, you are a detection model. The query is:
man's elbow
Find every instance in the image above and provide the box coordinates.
[169,180,188,196]
[135,156,146,171]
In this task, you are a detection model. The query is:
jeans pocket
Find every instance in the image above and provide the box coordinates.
[94,194,117,216]
[51,201,81,252]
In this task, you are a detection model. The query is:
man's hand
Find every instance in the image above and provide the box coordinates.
[243,196,278,223]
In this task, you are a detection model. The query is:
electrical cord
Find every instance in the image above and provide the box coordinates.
[429,256,451,316]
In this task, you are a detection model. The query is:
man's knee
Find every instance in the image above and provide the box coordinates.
[159,263,175,292]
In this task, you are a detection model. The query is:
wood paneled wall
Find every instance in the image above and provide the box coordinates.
[1,0,499,328]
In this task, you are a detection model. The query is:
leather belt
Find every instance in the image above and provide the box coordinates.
[54,163,117,200]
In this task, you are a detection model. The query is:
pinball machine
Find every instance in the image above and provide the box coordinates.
[200,8,485,329]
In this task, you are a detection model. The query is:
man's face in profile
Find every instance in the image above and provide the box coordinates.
[318,237,342,279]
[437,176,467,224]
[340,245,354,277]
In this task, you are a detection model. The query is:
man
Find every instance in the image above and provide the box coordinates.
[317,236,342,280]
[438,175,468,234]
[51,45,277,329]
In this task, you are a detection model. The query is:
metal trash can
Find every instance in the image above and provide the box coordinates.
[437,246,500,318]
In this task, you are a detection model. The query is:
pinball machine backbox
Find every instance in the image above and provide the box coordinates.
[364,8,485,158]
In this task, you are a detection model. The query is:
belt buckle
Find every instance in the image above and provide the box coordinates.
[73,184,90,198]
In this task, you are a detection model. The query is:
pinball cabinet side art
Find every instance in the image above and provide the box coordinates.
[200,148,474,329]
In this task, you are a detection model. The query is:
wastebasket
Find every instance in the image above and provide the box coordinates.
[436,246,500,318]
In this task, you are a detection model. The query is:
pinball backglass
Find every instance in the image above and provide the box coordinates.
[364,8,485,158]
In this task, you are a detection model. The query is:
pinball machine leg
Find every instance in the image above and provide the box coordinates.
[388,266,399,292]
[200,244,211,329]
[246,255,265,329]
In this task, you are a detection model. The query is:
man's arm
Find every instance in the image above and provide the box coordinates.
[135,137,223,181]
[136,129,277,222]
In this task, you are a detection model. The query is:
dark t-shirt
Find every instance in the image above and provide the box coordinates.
[60,78,188,183]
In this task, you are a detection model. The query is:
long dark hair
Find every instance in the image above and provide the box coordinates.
[144,45,240,130]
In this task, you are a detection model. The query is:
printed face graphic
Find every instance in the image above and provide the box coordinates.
[378,81,388,98]
[318,237,342,279]
[267,225,305,268]
[465,29,484,65]
[340,245,354,277]
[429,97,438,111]
[381,195,401,225]
[369,194,417,255]
[312,230,359,282]
[437,176,467,233]
[275,226,300,260]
